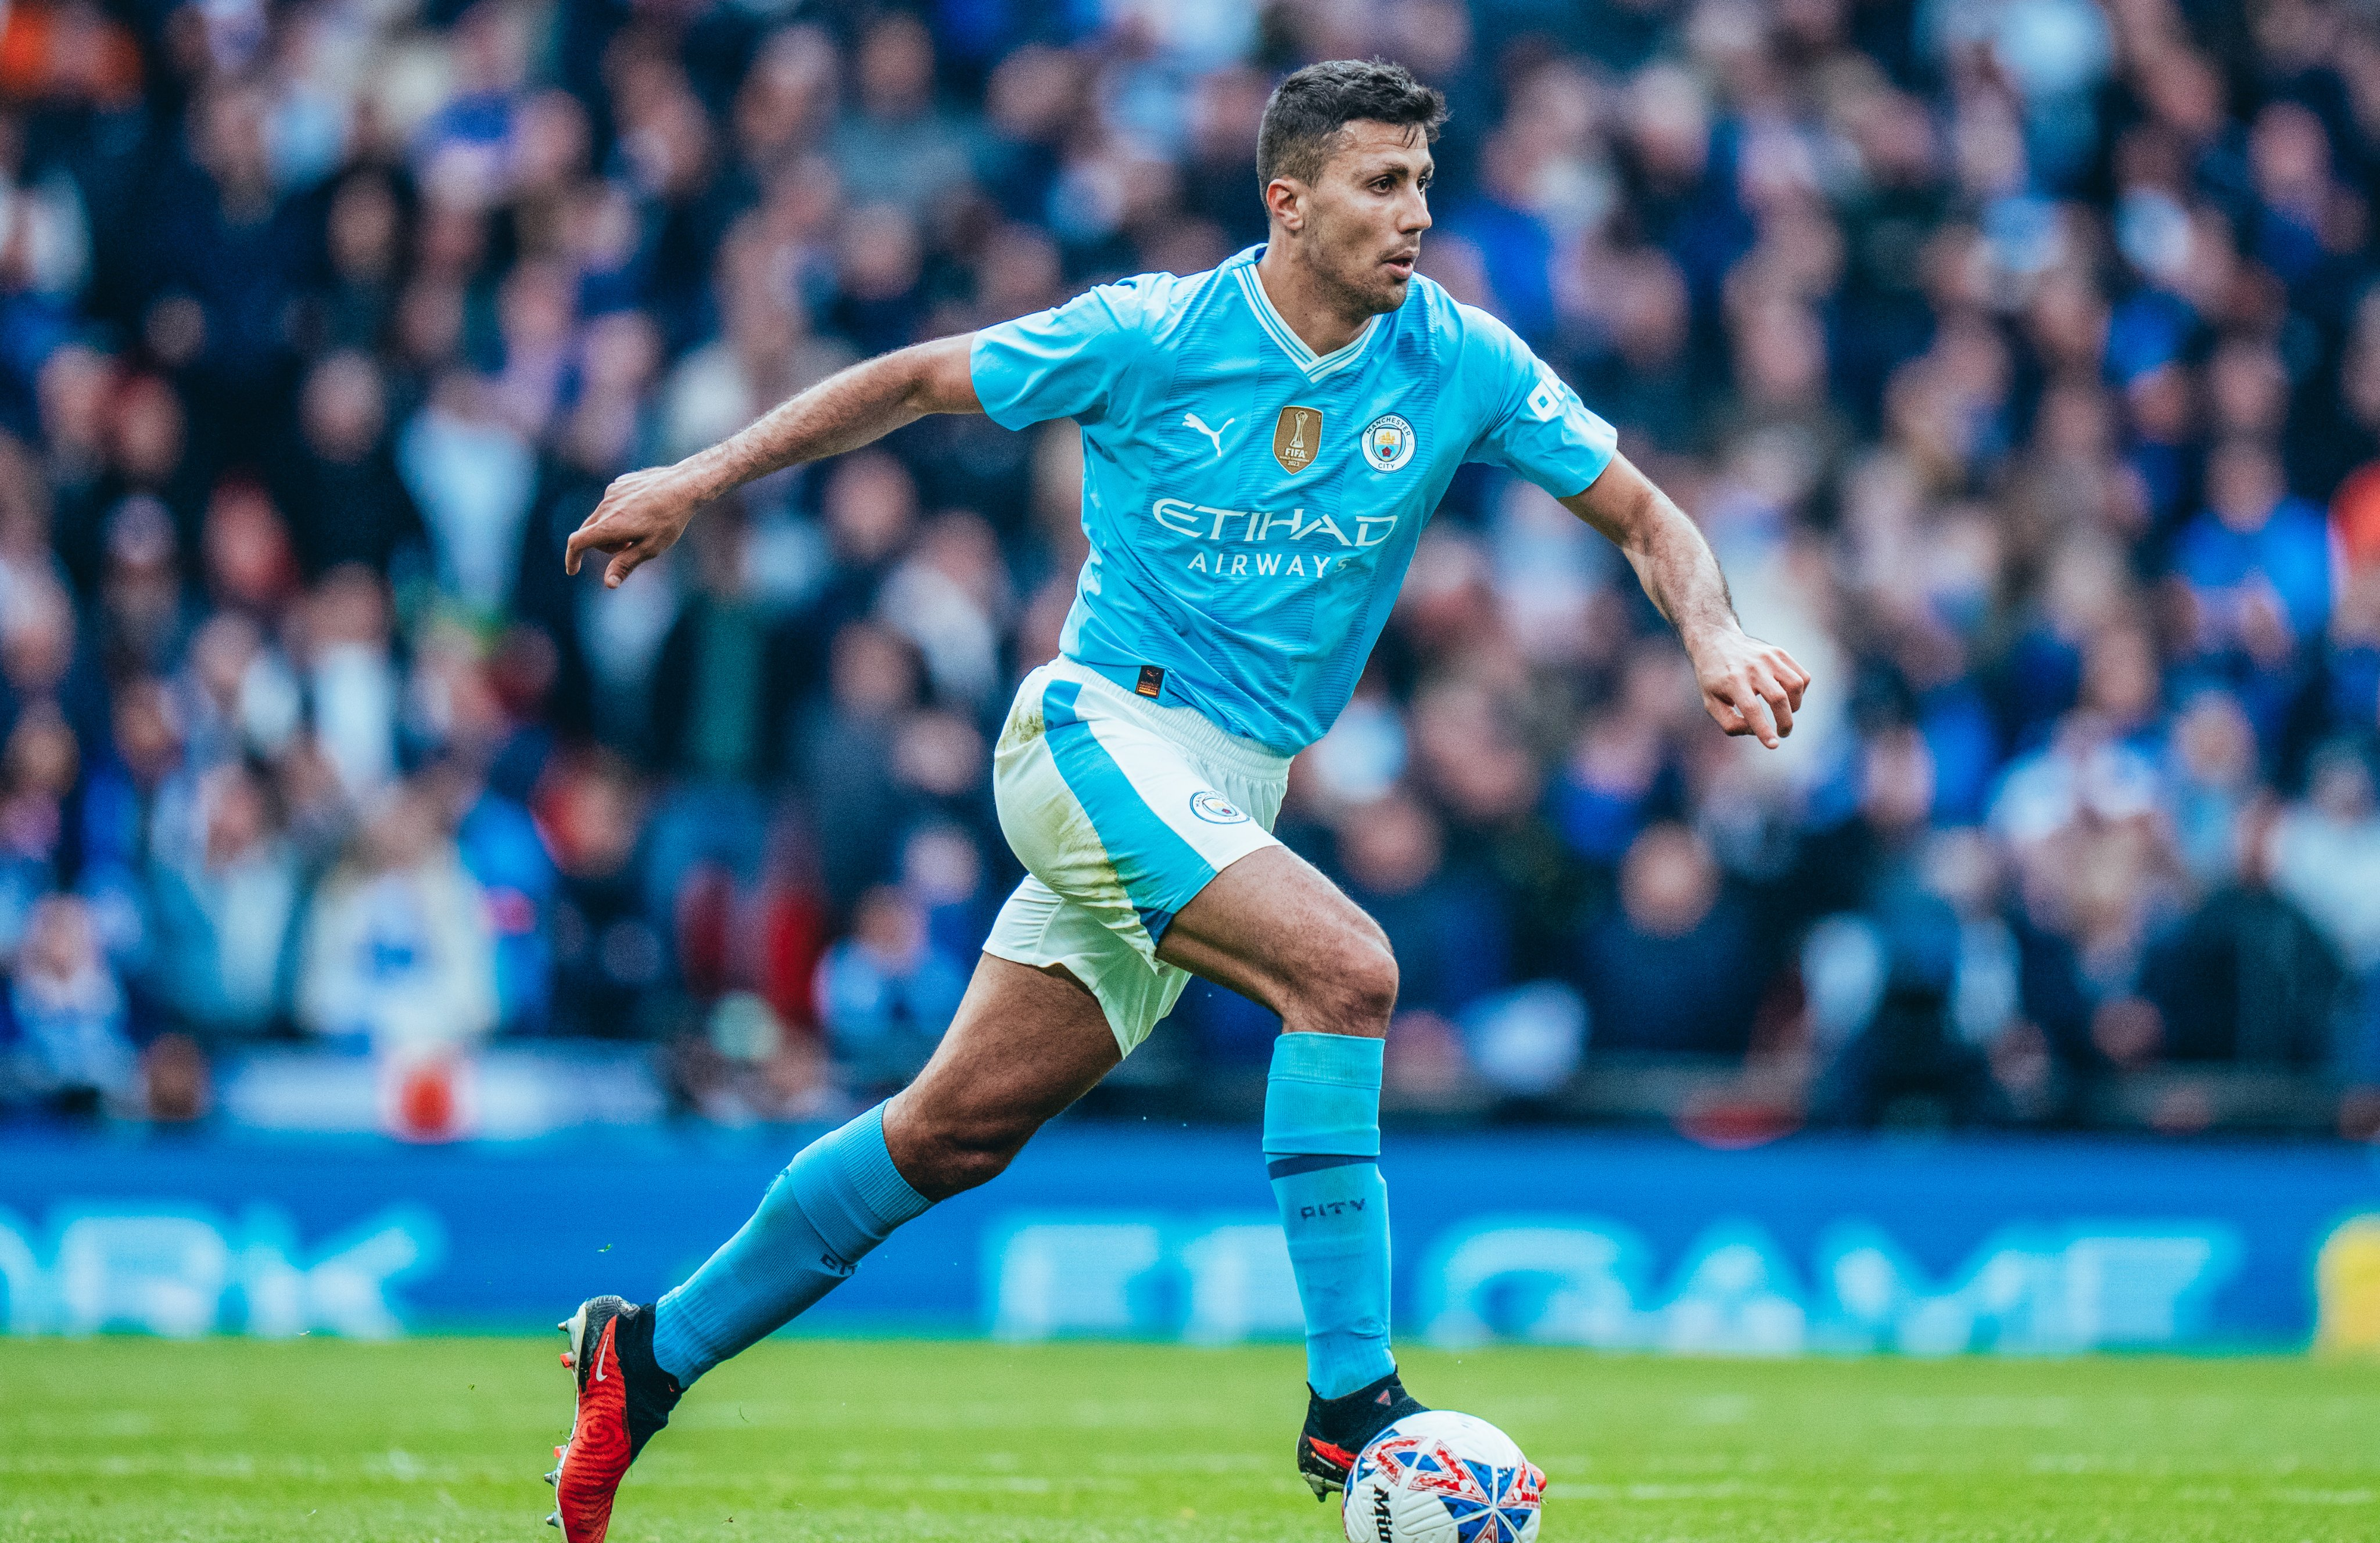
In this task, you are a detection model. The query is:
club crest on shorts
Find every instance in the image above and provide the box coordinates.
[1361,412,1415,473]
[1273,405,1322,473]
[1188,790,1249,824]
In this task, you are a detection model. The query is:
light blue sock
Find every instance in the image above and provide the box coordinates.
[651,1104,930,1383]
[1264,1032,1395,1400]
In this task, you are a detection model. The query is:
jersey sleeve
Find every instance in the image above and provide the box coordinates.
[1459,306,1618,497]
[969,278,1155,431]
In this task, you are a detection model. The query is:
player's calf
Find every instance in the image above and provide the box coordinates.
[879,957,1121,1200]
[880,1095,1044,1199]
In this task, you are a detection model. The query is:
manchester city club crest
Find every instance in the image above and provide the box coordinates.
[1361,411,1415,472]
[1188,790,1248,824]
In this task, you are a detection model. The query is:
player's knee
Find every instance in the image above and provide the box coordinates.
[1293,935,1399,1037]
[905,1111,1037,1198]
[1346,942,1400,1032]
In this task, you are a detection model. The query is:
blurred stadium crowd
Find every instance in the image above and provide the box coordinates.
[1,0,2378,1136]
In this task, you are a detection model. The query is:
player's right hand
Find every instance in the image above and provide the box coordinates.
[565,465,702,589]
[1691,628,1810,749]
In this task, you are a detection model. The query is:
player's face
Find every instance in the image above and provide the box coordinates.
[1302,121,1434,314]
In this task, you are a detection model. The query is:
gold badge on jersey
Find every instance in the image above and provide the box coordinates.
[1272,405,1322,473]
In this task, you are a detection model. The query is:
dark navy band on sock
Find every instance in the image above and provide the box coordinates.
[1264,1031,1393,1400]
[1266,1152,1378,1180]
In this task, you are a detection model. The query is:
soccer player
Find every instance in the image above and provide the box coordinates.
[542,59,1809,1540]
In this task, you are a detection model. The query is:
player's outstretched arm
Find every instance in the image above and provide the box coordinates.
[565,333,983,589]
[1561,453,1811,748]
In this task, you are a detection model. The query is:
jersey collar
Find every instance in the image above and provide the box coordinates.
[1230,245,1381,383]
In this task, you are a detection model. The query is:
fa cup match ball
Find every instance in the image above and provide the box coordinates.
[1340,1410,1545,1543]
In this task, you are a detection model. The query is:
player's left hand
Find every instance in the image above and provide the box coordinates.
[1690,629,1810,749]
[565,464,705,589]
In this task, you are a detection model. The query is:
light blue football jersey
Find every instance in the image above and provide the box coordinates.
[969,243,1617,754]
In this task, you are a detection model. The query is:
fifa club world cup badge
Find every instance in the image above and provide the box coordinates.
[1273,404,1322,473]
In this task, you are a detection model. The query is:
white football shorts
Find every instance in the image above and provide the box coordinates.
[985,656,1290,1055]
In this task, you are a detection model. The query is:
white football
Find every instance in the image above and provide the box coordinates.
[1340,1409,1546,1543]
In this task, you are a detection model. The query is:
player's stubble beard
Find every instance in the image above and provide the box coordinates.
[1270,126,1429,331]
[1299,218,1416,325]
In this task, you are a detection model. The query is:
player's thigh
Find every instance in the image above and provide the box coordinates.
[1156,844,1396,1033]
[883,950,1119,1178]
[993,662,1284,943]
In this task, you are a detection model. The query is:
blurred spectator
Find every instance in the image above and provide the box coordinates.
[901,823,992,976]
[2163,691,2262,889]
[2271,742,2380,978]
[880,512,1011,711]
[296,782,497,1049]
[536,751,660,1038]
[671,989,838,1125]
[96,498,193,679]
[2173,439,2332,662]
[1334,789,1507,1017]
[5,894,133,1117]
[817,884,967,1087]
[1801,732,2015,1125]
[317,171,406,354]
[146,762,302,1039]
[2144,801,2346,1068]
[435,756,557,1037]
[1464,981,1588,1099]
[649,505,800,787]
[202,481,303,620]
[298,566,403,802]
[831,15,976,217]
[800,620,924,904]
[398,371,535,612]
[1576,823,1759,1057]
[279,351,425,581]
[2271,741,2380,1081]
[0,699,77,956]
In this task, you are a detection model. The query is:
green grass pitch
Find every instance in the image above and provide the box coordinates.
[3,1338,2377,1542]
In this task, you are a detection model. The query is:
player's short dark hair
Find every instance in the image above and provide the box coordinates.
[1257,59,1448,188]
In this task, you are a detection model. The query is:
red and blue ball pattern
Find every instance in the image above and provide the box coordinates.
[1342,1413,1546,1543]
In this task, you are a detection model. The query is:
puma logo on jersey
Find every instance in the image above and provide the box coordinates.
[1182,412,1235,460]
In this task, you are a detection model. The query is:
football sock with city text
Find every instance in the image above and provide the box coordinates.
[1265,1031,1396,1401]
[650,1103,931,1384]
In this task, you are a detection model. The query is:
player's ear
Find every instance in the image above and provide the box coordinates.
[1264,176,1305,232]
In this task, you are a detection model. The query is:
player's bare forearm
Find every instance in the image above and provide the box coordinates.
[565,335,982,588]
[684,336,983,496]
[1562,454,1736,645]
[1562,453,1812,747]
